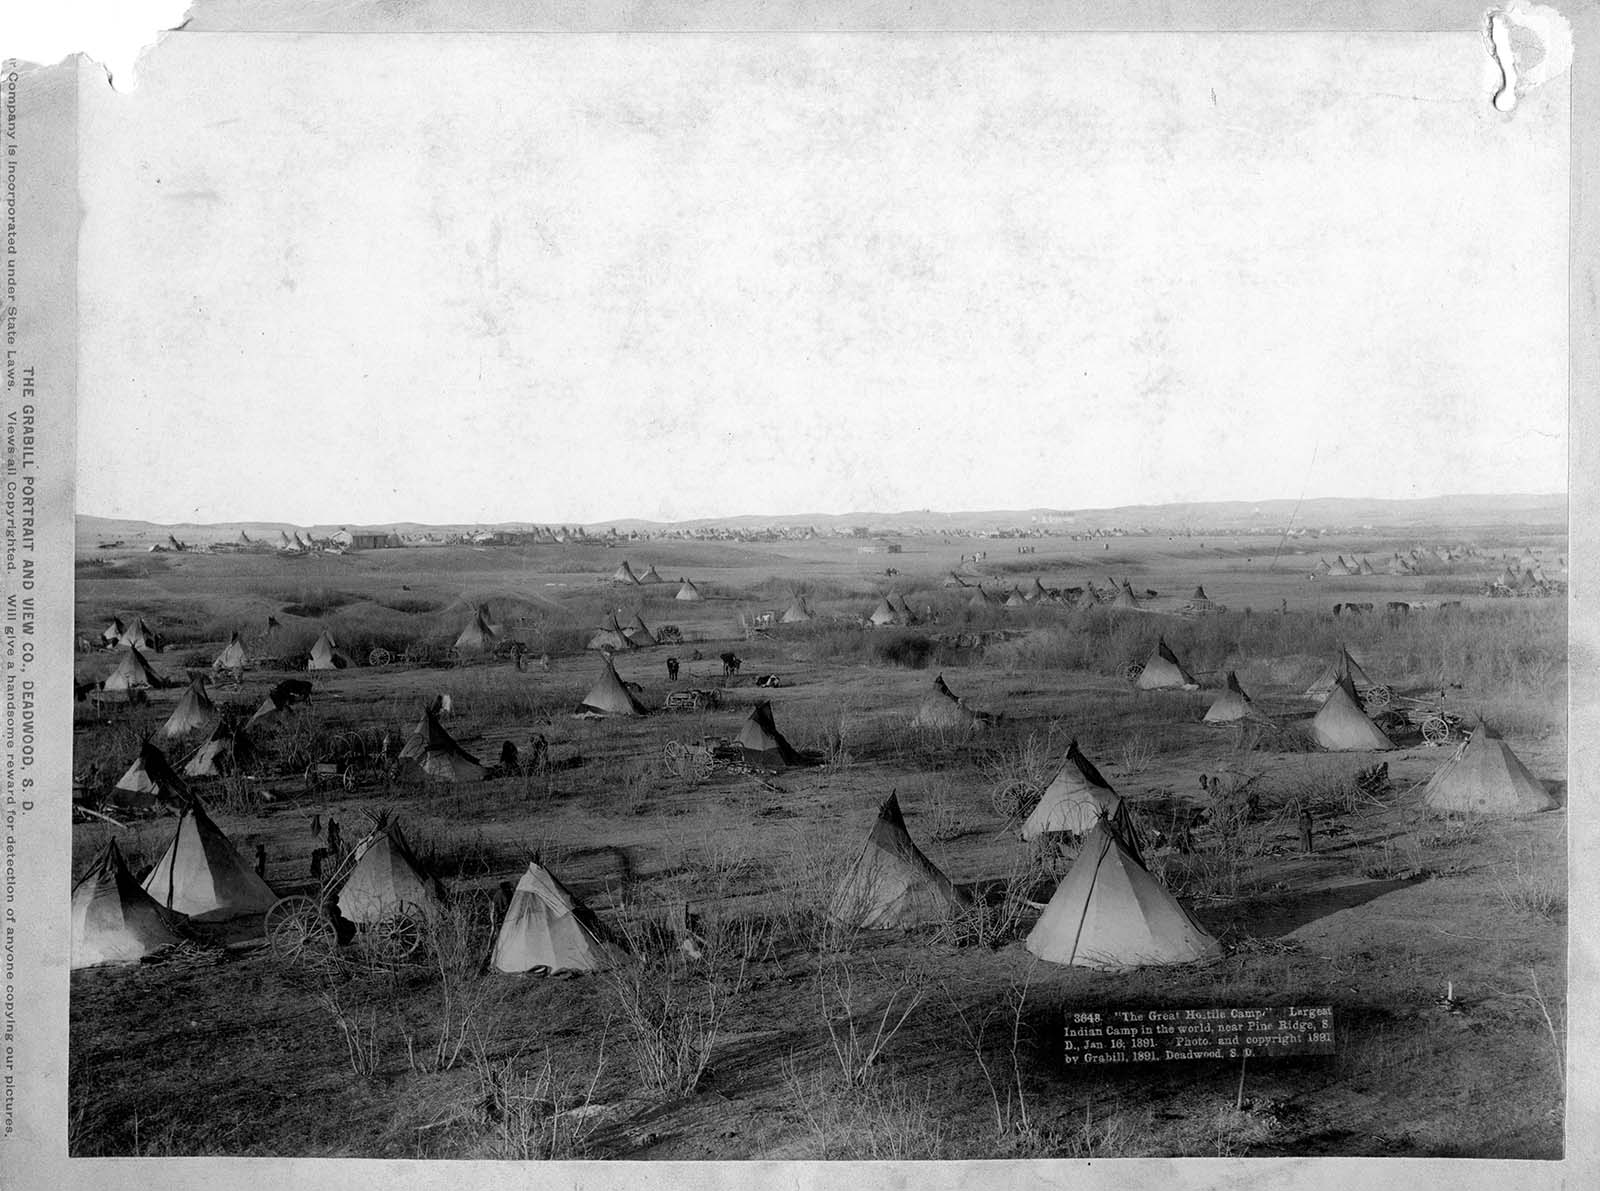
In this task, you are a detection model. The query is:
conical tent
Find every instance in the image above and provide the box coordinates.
[71,842,184,969]
[237,530,252,545]
[942,572,968,589]
[213,631,248,671]
[1028,578,1050,601]
[910,673,987,731]
[782,597,814,623]
[1421,723,1555,816]
[1135,638,1199,690]
[277,530,295,550]
[1004,587,1028,608]
[100,616,126,645]
[161,675,216,738]
[104,645,164,691]
[1359,558,1377,575]
[638,564,665,584]
[337,819,445,925]
[625,613,658,646]
[1025,821,1222,971]
[611,561,641,585]
[491,860,628,975]
[1203,671,1269,725]
[308,629,348,670]
[578,656,650,716]
[1304,646,1376,699]
[406,709,487,782]
[675,579,704,601]
[829,793,971,929]
[1076,584,1101,610]
[114,741,191,808]
[183,718,255,778]
[454,608,497,654]
[1313,557,1332,574]
[587,611,637,652]
[1022,740,1137,843]
[894,595,918,623]
[737,700,807,767]
[868,597,899,626]
[247,681,304,727]
[141,801,278,921]
[1310,676,1393,751]
[969,587,996,611]
[1191,585,1210,601]
[1110,582,1140,610]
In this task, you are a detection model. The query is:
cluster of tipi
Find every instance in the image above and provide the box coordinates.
[938,575,1161,614]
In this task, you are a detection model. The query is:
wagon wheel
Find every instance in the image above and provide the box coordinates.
[341,767,359,792]
[366,902,427,963]
[265,896,336,965]
[1365,684,1392,708]
[303,764,322,789]
[368,647,393,667]
[1420,715,1451,743]
[1121,662,1145,683]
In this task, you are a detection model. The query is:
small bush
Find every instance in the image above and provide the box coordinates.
[873,633,936,669]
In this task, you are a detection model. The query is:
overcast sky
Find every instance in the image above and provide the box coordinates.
[73,30,1569,525]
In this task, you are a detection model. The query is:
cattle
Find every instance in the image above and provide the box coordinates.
[720,652,742,678]
[1386,601,1412,615]
[666,657,680,681]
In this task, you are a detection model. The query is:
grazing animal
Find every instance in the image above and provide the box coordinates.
[666,657,680,681]
[1346,602,1374,613]
[1386,601,1411,615]
[720,652,742,678]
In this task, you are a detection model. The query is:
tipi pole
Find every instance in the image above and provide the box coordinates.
[1235,1052,1248,1110]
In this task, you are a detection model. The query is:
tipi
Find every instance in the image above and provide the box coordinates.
[1024,821,1222,971]
[1309,675,1393,751]
[1420,723,1556,816]
[100,616,126,647]
[141,800,278,921]
[1021,740,1138,844]
[71,842,184,969]
[781,597,814,624]
[638,564,665,584]
[183,717,255,778]
[397,707,487,782]
[624,613,658,647]
[307,629,349,670]
[828,793,971,929]
[104,645,165,692]
[337,817,445,925]
[1304,647,1376,700]
[910,673,989,732]
[490,860,628,975]
[675,578,704,601]
[736,700,807,768]
[610,561,642,585]
[454,607,497,655]
[587,612,637,652]
[113,741,191,810]
[868,597,899,627]
[578,656,650,716]
[213,631,248,672]
[1135,638,1200,690]
[161,675,216,738]
[1110,582,1140,610]
[1203,671,1269,725]
[119,617,163,653]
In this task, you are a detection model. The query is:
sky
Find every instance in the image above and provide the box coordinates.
[71,27,1570,525]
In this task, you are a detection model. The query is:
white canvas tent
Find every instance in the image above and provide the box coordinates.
[490,860,628,975]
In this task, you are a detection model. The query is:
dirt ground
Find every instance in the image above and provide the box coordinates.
[67,527,1568,1159]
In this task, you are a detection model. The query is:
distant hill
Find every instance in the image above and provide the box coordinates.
[75,493,1566,541]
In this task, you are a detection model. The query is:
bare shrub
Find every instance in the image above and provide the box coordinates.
[319,984,383,1079]
[783,1063,947,1160]
[604,918,725,1099]
[815,958,927,1085]
[1495,848,1565,917]
[472,1038,608,1160]
[982,731,1056,823]
[403,896,504,1075]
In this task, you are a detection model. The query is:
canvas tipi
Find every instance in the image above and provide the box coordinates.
[141,800,278,921]
[100,616,126,647]
[308,629,349,670]
[1110,581,1140,610]
[1203,671,1269,725]
[454,607,497,655]
[638,564,665,584]
[868,597,899,627]
[736,700,807,768]
[1420,723,1555,816]
[337,817,445,925]
[675,578,704,602]
[1304,647,1376,700]
[104,644,165,692]
[1024,821,1222,971]
[161,675,216,738]
[397,707,487,782]
[113,741,190,810]
[587,611,637,652]
[1309,675,1393,751]
[71,842,184,969]
[119,616,163,652]
[1021,740,1142,848]
[610,561,642,585]
[490,860,628,975]
[1135,638,1200,690]
[183,717,255,778]
[781,596,814,623]
[828,793,971,929]
[625,613,658,646]
[213,631,248,672]
[578,656,650,716]
[910,673,989,732]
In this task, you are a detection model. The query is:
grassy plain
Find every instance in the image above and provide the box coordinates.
[68,526,1568,1159]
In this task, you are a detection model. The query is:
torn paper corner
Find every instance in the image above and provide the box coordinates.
[1486,2,1575,112]
[7,0,195,92]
